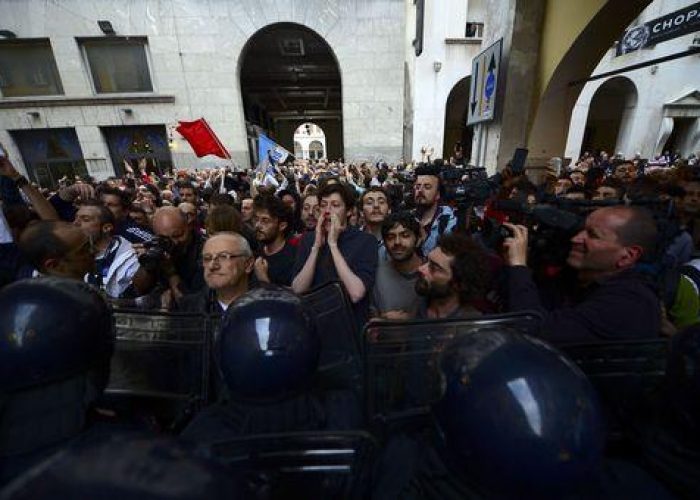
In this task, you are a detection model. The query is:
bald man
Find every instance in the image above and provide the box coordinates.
[149,206,206,295]
[503,206,661,343]
[177,232,254,313]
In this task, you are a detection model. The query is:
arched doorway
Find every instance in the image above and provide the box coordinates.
[443,76,473,165]
[239,23,342,164]
[293,122,327,160]
[581,77,638,156]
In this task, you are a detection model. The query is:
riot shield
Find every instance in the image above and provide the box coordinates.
[0,431,242,500]
[203,431,377,500]
[302,282,363,394]
[102,309,214,431]
[363,312,543,435]
[560,338,669,439]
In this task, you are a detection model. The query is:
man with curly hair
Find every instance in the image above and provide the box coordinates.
[415,232,490,319]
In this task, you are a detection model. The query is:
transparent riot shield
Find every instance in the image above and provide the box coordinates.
[302,282,363,394]
[560,338,669,438]
[363,312,543,435]
[102,310,215,430]
[203,431,377,500]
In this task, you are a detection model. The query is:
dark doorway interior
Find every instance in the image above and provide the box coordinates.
[582,77,637,155]
[102,125,173,177]
[443,76,473,165]
[239,23,342,163]
[664,117,697,157]
[11,128,87,189]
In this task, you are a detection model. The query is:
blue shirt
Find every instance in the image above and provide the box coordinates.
[417,205,457,256]
[293,226,378,329]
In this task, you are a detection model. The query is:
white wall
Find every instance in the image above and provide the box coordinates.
[408,0,484,161]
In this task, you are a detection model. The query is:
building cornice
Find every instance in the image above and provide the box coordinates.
[0,95,175,109]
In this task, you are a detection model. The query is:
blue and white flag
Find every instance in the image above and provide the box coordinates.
[257,134,291,173]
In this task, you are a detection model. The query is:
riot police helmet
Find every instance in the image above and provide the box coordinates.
[215,286,320,401]
[0,277,114,393]
[433,330,604,498]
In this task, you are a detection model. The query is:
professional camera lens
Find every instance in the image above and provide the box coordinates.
[137,236,174,272]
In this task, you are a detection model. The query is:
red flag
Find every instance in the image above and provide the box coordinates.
[175,118,229,159]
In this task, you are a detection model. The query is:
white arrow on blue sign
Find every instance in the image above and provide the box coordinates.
[467,38,503,125]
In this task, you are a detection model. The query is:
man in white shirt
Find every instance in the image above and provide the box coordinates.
[73,200,153,298]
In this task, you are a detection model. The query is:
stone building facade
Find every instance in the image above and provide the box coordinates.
[0,0,408,185]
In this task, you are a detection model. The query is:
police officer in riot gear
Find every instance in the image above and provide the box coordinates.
[1,432,244,500]
[631,325,700,497]
[0,278,114,486]
[372,330,673,499]
[181,285,362,443]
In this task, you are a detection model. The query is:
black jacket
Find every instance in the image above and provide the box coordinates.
[506,266,662,344]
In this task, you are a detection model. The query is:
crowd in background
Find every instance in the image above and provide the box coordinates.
[3,142,700,336]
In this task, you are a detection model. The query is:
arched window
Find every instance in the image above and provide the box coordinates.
[293,122,326,160]
[309,140,324,160]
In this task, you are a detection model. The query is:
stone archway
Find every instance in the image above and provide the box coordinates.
[443,76,473,165]
[523,0,652,166]
[239,22,342,163]
[580,76,638,157]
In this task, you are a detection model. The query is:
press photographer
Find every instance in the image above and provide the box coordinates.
[134,206,206,301]
[502,205,662,344]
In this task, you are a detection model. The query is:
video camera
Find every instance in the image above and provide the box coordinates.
[441,166,498,209]
[486,200,585,268]
[138,236,175,273]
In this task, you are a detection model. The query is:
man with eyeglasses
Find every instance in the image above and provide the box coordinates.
[17,220,96,281]
[177,232,254,313]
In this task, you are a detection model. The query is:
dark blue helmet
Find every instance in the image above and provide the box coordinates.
[216,286,320,401]
[433,331,604,498]
[0,278,114,393]
[666,325,700,436]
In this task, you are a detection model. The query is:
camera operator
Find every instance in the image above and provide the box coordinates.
[136,206,206,301]
[413,164,457,256]
[502,205,661,343]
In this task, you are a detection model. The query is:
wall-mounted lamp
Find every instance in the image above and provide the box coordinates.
[98,20,115,36]
[433,61,442,73]
[27,111,40,119]
[650,64,658,75]
[121,108,133,116]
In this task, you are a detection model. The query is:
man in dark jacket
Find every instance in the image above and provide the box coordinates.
[502,206,661,343]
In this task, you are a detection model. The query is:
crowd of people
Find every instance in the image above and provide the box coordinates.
[3,144,700,336]
[1,140,700,497]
